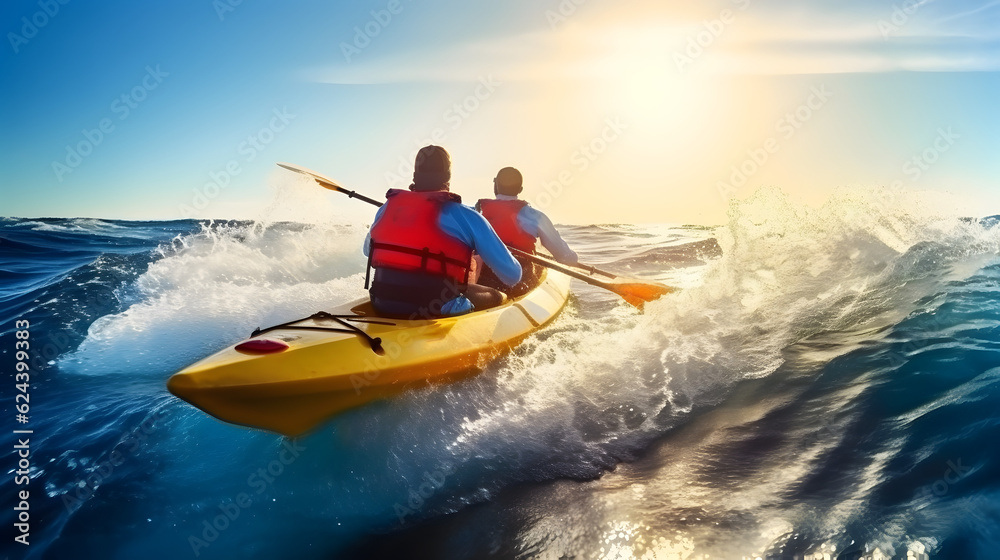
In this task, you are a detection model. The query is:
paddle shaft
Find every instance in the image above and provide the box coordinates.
[508,247,616,286]
[277,162,673,305]
[327,184,384,208]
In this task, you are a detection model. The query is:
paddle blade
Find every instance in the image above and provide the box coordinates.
[277,162,385,208]
[607,282,676,309]
[276,162,343,190]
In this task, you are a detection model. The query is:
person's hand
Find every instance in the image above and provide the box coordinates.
[470,254,484,283]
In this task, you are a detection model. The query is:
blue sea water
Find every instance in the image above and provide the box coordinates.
[2,188,999,559]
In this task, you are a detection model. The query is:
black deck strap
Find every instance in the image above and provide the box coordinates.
[325,315,396,326]
[312,311,383,354]
[250,311,391,355]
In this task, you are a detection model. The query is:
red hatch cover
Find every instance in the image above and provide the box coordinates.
[235,339,290,354]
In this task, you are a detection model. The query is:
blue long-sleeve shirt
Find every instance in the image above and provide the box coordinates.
[363,201,522,286]
[493,194,579,265]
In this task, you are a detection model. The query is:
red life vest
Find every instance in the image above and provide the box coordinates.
[369,189,472,284]
[477,199,536,253]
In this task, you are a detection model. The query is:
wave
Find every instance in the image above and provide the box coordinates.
[385,188,989,484]
[16,217,127,233]
[9,185,1000,558]
[60,220,371,375]
[57,187,1000,480]
[336,188,1000,559]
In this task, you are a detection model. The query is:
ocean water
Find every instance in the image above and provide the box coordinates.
[2,188,999,559]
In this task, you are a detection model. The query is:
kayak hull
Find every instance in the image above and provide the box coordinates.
[167,270,571,436]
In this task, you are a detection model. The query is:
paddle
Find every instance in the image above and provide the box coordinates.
[276,162,676,308]
[564,260,616,279]
[276,162,383,207]
[507,247,674,309]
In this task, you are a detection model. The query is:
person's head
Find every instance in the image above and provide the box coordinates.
[410,145,451,192]
[493,167,523,197]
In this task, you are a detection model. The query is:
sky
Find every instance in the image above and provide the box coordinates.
[1,0,998,225]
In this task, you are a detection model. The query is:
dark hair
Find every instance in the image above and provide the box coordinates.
[494,167,523,196]
[411,145,451,191]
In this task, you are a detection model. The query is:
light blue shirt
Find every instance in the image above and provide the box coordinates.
[363,200,522,314]
[495,194,579,265]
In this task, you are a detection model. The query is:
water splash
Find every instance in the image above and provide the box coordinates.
[61,220,369,375]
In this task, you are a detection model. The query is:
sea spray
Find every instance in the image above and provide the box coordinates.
[7,186,1000,558]
[60,220,369,375]
[361,187,1000,525]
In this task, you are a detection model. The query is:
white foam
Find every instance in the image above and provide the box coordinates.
[61,220,369,375]
[648,186,999,385]
[24,218,124,233]
[399,186,1000,482]
[62,185,1000,471]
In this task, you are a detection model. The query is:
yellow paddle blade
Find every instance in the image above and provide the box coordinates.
[607,282,676,310]
[276,162,384,207]
[277,162,340,187]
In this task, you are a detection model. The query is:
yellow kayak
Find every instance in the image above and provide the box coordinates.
[167,269,571,436]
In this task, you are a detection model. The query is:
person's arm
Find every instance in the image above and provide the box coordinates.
[519,207,578,265]
[441,205,522,286]
[362,205,388,257]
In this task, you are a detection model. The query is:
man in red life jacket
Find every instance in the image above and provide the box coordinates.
[475,167,578,296]
[363,146,522,317]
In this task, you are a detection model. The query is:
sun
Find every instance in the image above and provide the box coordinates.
[581,26,722,130]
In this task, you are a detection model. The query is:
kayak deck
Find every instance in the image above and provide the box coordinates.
[167,269,571,436]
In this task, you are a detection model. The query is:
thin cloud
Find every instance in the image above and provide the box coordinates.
[304,2,1000,85]
[935,0,1000,24]
[305,31,559,85]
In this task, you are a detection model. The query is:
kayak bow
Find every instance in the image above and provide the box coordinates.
[167,269,571,436]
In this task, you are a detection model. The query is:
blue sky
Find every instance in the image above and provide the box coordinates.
[1,0,998,224]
